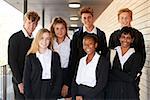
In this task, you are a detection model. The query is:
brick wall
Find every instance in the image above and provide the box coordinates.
[94,0,150,99]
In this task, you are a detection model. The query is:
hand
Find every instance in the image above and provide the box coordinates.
[61,85,69,97]
[18,83,24,94]
[76,96,83,100]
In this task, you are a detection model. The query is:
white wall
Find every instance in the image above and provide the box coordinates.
[94,0,150,99]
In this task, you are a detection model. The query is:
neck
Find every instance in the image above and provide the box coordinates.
[86,52,95,64]
[24,28,32,37]
[121,47,130,56]
[57,37,65,44]
[39,48,47,54]
[85,25,94,32]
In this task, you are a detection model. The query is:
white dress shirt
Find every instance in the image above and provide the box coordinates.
[83,26,97,34]
[22,27,33,38]
[76,52,100,87]
[53,37,70,68]
[36,49,52,79]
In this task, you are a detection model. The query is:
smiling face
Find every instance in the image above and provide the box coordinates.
[81,13,94,28]
[38,32,50,51]
[118,12,132,27]
[54,23,66,39]
[119,33,134,48]
[83,37,97,55]
[24,18,38,36]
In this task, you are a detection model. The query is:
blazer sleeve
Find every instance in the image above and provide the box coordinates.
[75,56,109,97]
[51,52,63,97]
[135,30,146,70]
[23,55,33,99]
[67,32,79,87]
[8,35,22,84]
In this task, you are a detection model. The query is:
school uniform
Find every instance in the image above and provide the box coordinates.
[8,28,33,100]
[53,37,71,97]
[53,37,70,85]
[105,46,142,100]
[68,26,108,88]
[72,53,109,99]
[109,27,146,74]
[23,49,62,100]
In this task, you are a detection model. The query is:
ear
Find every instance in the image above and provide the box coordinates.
[95,42,98,49]
[131,38,134,43]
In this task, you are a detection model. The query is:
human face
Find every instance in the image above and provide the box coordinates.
[83,38,97,55]
[119,33,134,48]
[81,13,94,28]
[24,18,38,36]
[38,32,50,51]
[118,12,132,27]
[54,23,66,39]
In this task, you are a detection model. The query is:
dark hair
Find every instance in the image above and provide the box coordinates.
[80,6,94,16]
[83,34,98,44]
[119,26,134,39]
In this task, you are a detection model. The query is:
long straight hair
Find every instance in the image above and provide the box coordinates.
[27,28,53,55]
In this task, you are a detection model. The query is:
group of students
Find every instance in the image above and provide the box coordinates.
[8,6,146,100]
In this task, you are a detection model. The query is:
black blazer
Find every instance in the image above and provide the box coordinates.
[67,27,108,87]
[23,52,62,99]
[109,28,146,70]
[105,51,142,99]
[71,55,109,99]
[8,30,33,84]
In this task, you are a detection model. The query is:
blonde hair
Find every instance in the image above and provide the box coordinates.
[80,6,94,16]
[50,16,69,38]
[27,28,53,55]
[118,8,132,20]
[24,11,40,23]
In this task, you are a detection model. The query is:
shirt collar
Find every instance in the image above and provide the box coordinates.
[22,27,33,38]
[36,48,52,58]
[83,26,97,34]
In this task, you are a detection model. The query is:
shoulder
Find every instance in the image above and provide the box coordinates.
[97,55,109,69]
[111,29,120,35]
[96,27,104,33]
[52,51,60,58]
[65,37,71,43]
[9,30,23,41]
[109,29,121,38]
[133,52,142,58]
[132,27,143,36]
[73,27,83,35]
[26,53,36,59]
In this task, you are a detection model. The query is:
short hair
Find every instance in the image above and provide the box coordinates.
[24,11,40,22]
[50,16,69,38]
[80,6,94,16]
[119,26,134,39]
[27,28,52,55]
[118,8,132,20]
[83,34,98,45]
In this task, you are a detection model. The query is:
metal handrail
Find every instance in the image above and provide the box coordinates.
[1,64,7,100]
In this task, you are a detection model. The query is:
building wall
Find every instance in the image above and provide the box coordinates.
[94,0,150,99]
